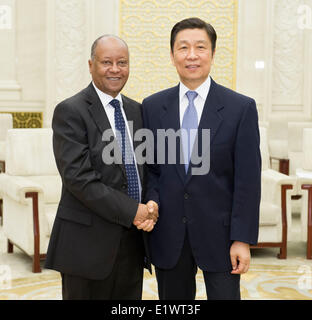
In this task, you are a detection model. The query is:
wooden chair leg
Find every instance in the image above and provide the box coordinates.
[32,254,41,273]
[7,239,13,253]
[277,184,293,259]
[278,244,287,259]
[25,192,42,273]
[302,184,312,259]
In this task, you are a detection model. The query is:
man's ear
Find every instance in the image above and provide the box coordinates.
[170,50,175,67]
[211,49,216,65]
[88,59,92,74]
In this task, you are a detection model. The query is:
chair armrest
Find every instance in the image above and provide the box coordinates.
[262,169,296,187]
[296,169,312,185]
[0,174,43,205]
[261,169,295,206]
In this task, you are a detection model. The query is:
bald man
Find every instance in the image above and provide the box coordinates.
[45,35,158,300]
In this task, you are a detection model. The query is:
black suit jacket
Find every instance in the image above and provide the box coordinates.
[45,83,151,280]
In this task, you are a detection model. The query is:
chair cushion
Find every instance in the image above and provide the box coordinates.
[288,151,304,176]
[269,140,289,159]
[6,128,58,176]
[288,122,312,152]
[259,202,280,226]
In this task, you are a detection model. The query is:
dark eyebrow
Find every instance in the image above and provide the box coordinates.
[177,39,208,44]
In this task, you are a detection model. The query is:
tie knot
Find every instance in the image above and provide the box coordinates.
[110,99,121,109]
[186,91,198,103]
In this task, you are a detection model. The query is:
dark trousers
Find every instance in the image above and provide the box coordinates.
[61,226,144,300]
[155,232,240,300]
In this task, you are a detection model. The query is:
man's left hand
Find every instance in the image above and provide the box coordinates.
[133,200,158,232]
[230,241,250,274]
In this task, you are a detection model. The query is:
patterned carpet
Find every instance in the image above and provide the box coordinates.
[1,219,312,300]
[1,263,312,300]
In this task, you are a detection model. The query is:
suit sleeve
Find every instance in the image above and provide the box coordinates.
[52,101,138,228]
[230,99,261,245]
[142,99,160,207]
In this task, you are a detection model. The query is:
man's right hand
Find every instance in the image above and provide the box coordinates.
[133,201,159,230]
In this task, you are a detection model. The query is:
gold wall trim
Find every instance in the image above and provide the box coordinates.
[119,0,238,102]
[0,112,43,128]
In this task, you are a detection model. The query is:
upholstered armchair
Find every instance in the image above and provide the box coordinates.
[286,122,312,223]
[296,128,312,259]
[253,126,296,258]
[0,128,61,272]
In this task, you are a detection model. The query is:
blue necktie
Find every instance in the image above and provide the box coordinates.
[110,99,140,202]
[181,91,198,173]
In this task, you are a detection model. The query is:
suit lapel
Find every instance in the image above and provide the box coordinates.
[86,83,112,134]
[160,85,186,184]
[198,79,224,145]
[85,83,127,179]
[185,78,224,185]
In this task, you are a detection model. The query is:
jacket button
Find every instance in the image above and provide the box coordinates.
[184,193,189,200]
[121,183,127,190]
[182,217,187,223]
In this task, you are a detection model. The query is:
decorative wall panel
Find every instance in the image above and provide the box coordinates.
[272,0,305,110]
[55,0,87,103]
[0,112,42,128]
[120,0,238,102]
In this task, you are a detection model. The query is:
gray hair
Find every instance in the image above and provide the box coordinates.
[90,34,129,60]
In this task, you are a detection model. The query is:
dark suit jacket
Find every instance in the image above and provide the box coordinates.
[142,78,261,272]
[45,83,151,280]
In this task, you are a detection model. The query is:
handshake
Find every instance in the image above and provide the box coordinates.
[133,200,159,232]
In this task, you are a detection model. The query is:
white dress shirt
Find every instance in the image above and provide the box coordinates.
[92,82,142,201]
[179,76,211,127]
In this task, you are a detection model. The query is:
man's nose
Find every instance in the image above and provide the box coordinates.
[186,47,197,59]
[110,63,120,72]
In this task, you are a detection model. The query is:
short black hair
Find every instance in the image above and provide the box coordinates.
[170,17,217,53]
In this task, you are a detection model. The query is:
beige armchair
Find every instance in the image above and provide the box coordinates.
[287,122,312,227]
[296,128,312,259]
[252,126,296,258]
[0,128,61,272]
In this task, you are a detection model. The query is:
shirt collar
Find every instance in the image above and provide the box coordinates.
[179,75,211,102]
[92,81,123,107]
